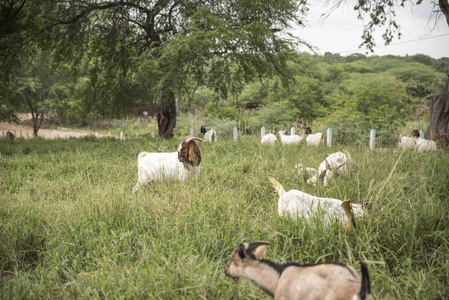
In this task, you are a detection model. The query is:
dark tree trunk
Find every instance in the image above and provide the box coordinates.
[427,74,449,148]
[157,89,176,139]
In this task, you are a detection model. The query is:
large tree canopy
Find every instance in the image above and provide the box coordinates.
[37,0,308,138]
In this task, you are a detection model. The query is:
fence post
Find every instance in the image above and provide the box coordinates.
[136,131,139,138]
[233,126,238,141]
[190,127,194,137]
[151,130,155,138]
[370,129,376,150]
[96,132,99,139]
[261,126,265,137]
[48,131,51,139]
[1,129,4,137]
[327,128,332,148]
[108,132,111,137]
[120,132,124,140]
[290,127,295,135]
[14,130,16,136]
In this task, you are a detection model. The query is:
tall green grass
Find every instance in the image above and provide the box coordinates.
[1,136,448,299]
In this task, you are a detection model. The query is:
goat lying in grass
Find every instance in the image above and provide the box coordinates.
[224,241,372,300]
[132,136,205,193]
[305,127,323,146]
[261,133,277,145]
[296,150,355,186]
[278,130,304,145]
[269,177,365,231]
[398,132,437,151]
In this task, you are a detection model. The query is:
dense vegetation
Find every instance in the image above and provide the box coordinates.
[1,136,448,298]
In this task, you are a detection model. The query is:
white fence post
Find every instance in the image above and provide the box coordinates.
[190,127,194,137]
[96,132,99,139]
[120,132,124,140]
[136,131,139,138]
[290,127,295,135]
[370,129,376,150]
[233,126,238,141]
[261,126,265,137]
[151,130,155,138]
[1,129,4,137]
[327,128,332,148]
[108,132,111,137]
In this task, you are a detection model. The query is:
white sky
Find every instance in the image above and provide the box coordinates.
[291,1,449,58]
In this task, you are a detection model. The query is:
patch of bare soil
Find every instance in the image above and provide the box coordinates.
[1,114,112,139]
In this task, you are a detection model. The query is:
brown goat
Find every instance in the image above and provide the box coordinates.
[225,242,371,300]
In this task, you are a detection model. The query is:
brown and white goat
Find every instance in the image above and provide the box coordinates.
[132,136,205,193]
[224,241,371,300]
[305,127,323,146]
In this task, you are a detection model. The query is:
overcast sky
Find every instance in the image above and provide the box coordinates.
[291,1,449,59]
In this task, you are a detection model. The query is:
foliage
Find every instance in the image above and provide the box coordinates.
[1,137,449,299]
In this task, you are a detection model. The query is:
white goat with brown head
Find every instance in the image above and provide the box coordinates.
[305,127,323,146]
[269,177,366,231]
[132,136,205,193]
[224,241,372,300]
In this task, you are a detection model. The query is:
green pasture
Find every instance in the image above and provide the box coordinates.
[1,136,448,299]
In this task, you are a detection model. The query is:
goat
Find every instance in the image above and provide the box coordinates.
[204,128,217,142]
[200,126,207,135]
[261,133,277,145]
[398,134,417,150]
[268,177,365,231]
[6,130,15,140]
[415,137,437,151]
[224,241,372,300]
[304,127,323,146]
[298,151,355,186]
[278,130,304,145]
[132,136,205,193]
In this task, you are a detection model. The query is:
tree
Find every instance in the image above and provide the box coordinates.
[26,0,308,138]
[6,49,73,136]
[428,74,449,146]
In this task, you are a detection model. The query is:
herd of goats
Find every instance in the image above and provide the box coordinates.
[5,125,436,299]
[131,126,389,300]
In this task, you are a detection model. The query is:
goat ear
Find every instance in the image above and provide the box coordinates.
[188,142,201,166]
[253,245,268,260]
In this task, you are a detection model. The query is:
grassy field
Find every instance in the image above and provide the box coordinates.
[1,136,448,299]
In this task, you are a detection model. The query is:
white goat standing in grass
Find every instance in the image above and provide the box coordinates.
[296,150,355,186]
[132,136,205,193]
[269,177,365,231]
[224,241,372,300]
[304,127,323,146]
[204,128,217,142]
[278,130,304,145]
[261,133,277,145]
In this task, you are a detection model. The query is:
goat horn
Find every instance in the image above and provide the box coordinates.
[182,136,205,144]
[246,241,271,253]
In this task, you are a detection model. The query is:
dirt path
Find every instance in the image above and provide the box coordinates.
[1,114,113,139]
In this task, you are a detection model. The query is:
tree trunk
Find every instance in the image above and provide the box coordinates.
[157,89,176,139]
[427,74,449,148]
